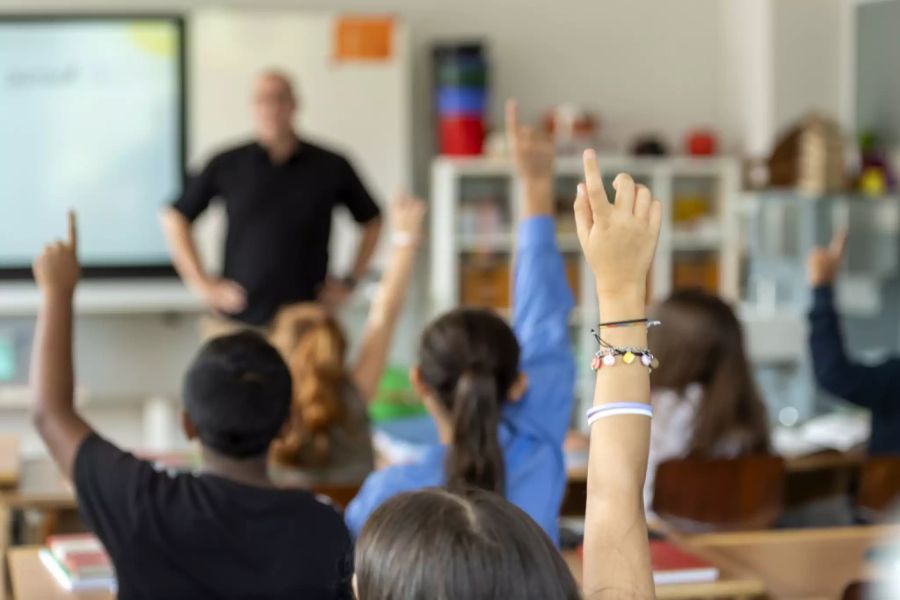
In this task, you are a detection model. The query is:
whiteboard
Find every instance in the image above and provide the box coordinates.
[188,9,411,273]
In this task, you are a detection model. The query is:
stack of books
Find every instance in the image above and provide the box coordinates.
[39,533,117,592]
[651,540,719,585]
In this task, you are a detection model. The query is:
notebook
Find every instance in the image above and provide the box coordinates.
[41,533,117,592]
[651,540,719,585]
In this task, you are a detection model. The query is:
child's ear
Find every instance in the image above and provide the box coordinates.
[508,372,529,403]
[181,410,199,441]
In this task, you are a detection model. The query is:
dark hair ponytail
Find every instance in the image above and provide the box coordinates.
[418,308,520,495]
[447,369,505,493]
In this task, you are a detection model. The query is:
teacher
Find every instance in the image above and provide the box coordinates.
[161,70,383,328]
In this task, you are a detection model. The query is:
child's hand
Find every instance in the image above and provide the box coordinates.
[33,211,81,299]
[390,191,427,245]
[808,228,847,287]
[574,150,662,302]
[505,98,553,184]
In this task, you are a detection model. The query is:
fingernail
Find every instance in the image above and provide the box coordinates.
[583,148,595,160]
[576,183,585,196]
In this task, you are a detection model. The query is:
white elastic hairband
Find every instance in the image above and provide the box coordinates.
[587,407,653,425]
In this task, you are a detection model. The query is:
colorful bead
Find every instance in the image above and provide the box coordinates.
[591,356,602,371]
[623,351,636,364]
[651,357,660,369]
[641,353,652,367]
[602,354,616,367]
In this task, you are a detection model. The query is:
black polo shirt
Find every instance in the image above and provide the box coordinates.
[173,139,381,325]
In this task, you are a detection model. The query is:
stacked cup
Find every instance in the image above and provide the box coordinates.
[433,43,488,156]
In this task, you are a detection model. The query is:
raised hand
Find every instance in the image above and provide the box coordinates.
[505,98,554,183]
[389,191,427,244]
[574,150,662,302]
[808,228,847,287]
[33,211,81,299]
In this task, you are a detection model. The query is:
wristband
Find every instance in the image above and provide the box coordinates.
[392,232,419,248]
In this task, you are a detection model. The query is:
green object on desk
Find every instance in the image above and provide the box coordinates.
[0,336,15,382]
[368,367,427,423]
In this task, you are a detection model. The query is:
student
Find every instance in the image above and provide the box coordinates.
[30,215,352,600]
[268,195,425,486]
[808,230,900,454]
[644,290,771,510]
[353,147,663,599]
[345,99,576,542]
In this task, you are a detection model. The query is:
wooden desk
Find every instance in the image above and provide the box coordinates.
[562,548,766,599]
[0,458,76,600]
[685,525,899,599]
[8,547,114,600]
[0,436,20,489]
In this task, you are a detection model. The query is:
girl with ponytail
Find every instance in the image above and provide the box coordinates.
[346,100,576,542]
[268,194,426,486]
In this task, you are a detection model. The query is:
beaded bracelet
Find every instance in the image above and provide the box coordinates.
[591,348,659,371]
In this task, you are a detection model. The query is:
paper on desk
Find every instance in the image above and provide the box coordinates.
[773,411,871,457]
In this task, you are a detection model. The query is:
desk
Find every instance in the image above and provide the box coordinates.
[8,547,114,600]
[562,548,766,599]
[0,436,20,489]
[685,525,898,599]
[0,458,76,600]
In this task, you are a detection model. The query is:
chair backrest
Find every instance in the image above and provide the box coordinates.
[653,455,786,532]
[310,482,362,509]
[842,581,872,600]
[856,457,900,522]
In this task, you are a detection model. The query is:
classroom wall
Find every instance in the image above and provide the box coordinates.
[0,0,851,455]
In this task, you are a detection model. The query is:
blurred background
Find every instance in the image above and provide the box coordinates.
[2,1,900,598]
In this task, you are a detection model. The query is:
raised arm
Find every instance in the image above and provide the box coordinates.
[807,229,900,414]
[576,150,662,599]
[351,195,426,403]
[503,99,576,443]
[30,211,93,479]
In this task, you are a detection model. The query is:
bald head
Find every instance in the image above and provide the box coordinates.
[253,70,298,144]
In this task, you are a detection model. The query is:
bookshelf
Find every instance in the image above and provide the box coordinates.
[429,155,742,421]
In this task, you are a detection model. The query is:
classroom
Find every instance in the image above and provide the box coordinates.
[0,0,898,598]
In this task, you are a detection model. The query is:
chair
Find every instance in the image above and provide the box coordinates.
[310,482,363,509]
[856,457,900,522]
[841,581,871,600]
[652,455,786,532]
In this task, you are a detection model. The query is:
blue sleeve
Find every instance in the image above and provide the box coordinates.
[504,216,576,444]
[809,285,900,415]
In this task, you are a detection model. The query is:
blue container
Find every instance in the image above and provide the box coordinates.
[436,86,487,115]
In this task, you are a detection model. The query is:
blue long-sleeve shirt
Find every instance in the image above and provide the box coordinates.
[345,216,576,541]
[809,285,900,454]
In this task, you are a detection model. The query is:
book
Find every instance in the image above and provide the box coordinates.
[651,540,719,585]
[42,534,117,592]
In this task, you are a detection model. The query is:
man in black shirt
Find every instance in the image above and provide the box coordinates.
[31,213,352,600]
[162,70,382,326]
[808,229,900,454]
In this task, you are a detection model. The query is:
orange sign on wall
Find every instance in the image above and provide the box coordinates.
[334,16,394,62]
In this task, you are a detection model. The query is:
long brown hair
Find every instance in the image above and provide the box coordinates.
[417,308,520,494]
[650,290,771,457]
[355,488,580,600]
[269,303,347,466]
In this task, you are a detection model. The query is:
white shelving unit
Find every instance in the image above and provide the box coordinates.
[429,154,741,420]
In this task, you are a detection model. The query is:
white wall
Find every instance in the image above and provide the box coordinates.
[0,0,731,193]
[0,0,850,455]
